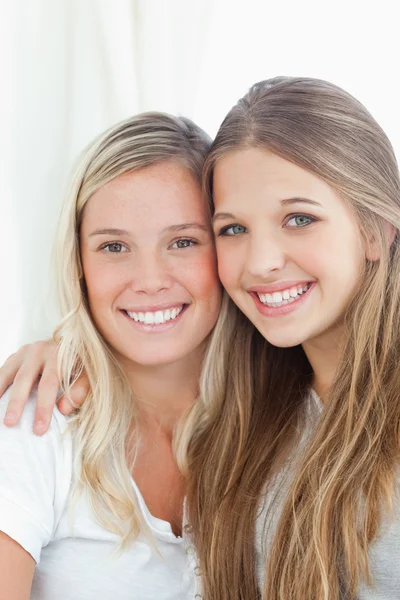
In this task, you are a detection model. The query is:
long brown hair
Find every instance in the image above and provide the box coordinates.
[178,77,400,599]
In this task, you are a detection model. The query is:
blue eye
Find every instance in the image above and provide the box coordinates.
[219,224,248,236]
[285,215,315,228]
[101,242,128,253]
[171,239,196,249]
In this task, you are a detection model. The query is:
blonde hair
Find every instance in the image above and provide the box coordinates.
[179,77,400,599]
[53,112,211,544]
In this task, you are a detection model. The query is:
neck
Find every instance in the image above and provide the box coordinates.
[117,347,204,438]
[302,325,344,401]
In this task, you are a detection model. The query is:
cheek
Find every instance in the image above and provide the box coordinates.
[316,238,364,283]
[215,242,243,291]
[82,258,127,314]
[295,244,331,276]
[291,227,364,278]
[185,251,221,302]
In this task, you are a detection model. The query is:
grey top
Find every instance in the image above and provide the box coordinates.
[255,392,400,599]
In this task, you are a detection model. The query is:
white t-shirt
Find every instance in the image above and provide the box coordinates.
[0,389,197,600]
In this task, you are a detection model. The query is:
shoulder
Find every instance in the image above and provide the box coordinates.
[0,384,73,493]
[0,385,69,438]
[358,489,400,597]
[0,386,73,562]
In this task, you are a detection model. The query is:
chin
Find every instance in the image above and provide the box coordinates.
[267,339,304,349]
[258,328,308,349]
[119,350,186,368]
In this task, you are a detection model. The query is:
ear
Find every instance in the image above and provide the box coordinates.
[365,222,397,262]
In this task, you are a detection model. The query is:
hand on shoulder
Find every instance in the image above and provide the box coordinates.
[0,341,88,435]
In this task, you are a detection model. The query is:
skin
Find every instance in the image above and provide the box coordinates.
[0,533,35,600]
[212,148,368,395]
[81,164,220,372]
[0,160,222,597]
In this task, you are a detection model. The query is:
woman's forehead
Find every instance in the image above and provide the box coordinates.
[81,164,209,234]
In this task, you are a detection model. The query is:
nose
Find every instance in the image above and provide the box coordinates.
[132,252,172,295]
[246,232,285,279]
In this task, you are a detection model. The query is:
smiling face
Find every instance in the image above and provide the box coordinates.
[212,148,366,350]
[80,161,221,369]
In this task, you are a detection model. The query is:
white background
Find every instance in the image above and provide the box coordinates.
[1,0,399,363]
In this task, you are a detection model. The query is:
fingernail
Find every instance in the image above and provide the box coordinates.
[4,412,17,425]
[33,420,47,435]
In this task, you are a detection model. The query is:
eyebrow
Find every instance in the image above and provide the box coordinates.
[89,228,130,237]
[212,212,236,225]
[280,197,322,207]
[212,198,322,224]
[162,222,210,233]
[88,223,209,237]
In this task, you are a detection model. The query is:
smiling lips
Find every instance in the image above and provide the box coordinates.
[248,281,315,318]
[257,284,311,308]
[125,305,185,325]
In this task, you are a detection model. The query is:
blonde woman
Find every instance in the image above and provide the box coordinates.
[3,78,400,600]
[0,112,222,599]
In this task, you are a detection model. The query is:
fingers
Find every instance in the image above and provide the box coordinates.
[57,396,75,415]
[0,351,21,398]
[57,374,89,416]
[33,348,60,435]
[1,341,89,436]
[2,344,47,427]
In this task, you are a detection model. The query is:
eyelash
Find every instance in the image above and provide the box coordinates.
[218,224,247,237]
[218,214,317,236]
[284,214,317,228]
[100,242,129,253]
[99,238,198,253]
[170,238,198,249]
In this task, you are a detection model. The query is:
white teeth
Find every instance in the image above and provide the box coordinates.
[257,284,311,307]
[154,311,164,324]
[144,312,155,324]
[126,305,184,325]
